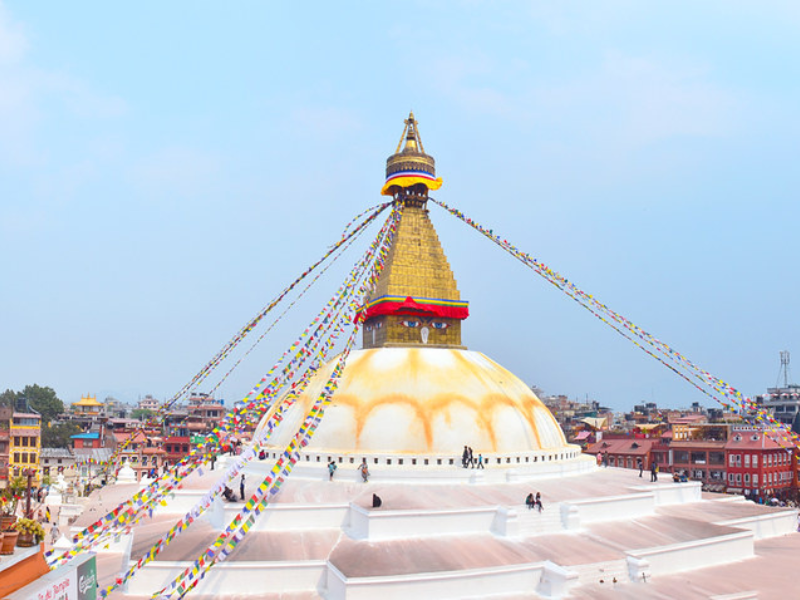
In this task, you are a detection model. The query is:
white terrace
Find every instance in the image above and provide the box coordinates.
[65,458,797,600]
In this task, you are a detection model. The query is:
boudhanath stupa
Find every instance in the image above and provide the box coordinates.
[69,115,797,599]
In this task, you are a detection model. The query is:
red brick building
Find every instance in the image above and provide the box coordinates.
[669,440,727,491]
[725,427,795,500]
[585,438,658,471]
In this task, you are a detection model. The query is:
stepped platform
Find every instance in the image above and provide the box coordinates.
[70,463,796,599]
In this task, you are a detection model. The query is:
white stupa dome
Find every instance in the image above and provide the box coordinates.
[257,347,568,455]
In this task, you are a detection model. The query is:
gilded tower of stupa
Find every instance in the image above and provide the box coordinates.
[362,113,469,349]
[257,114,569,456]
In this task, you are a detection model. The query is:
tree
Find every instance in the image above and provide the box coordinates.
[21,384,63,426]
[0,389,16,408]
[131,408,155,421]
[41,422,81,449]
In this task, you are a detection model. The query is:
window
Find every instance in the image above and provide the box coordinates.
[709,452,725,465]
[744,473,750,484]
[728,454,735,467]
[752,455,758,468]
[753,474,758,485]
[691,452,707,464]
[736,455,742,466]
[744,455,750,468]
[13,437,20,447]
[13,453,19,463]
[736,473,742,484]
[728,473,735,483]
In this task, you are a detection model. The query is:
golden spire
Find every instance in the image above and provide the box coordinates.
[364,114,468,350]
[381,112,442,198]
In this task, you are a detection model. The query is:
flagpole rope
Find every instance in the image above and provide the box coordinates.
[429,198,799,450]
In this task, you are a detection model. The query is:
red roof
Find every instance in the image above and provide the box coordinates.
[585,438,656,456]
[725,432,787,450]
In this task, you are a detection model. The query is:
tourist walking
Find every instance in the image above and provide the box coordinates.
[637,458,643,478]
[240,474,246,500]
[328,460,337,481]
[650,462,658,482]
[477,454,484,469]
[468,447,474,468]
[360,459,370,483]
[50,522,60,545]
[535,492,543,512]
[462,446,469,469]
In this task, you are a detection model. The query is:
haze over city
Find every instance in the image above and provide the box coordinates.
[2,2,799,411]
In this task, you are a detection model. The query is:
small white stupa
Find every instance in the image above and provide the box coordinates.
[116,462,137,484]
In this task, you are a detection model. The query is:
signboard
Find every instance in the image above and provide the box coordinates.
[76,557,97,600]
[190,435,205,445]
[9,554,96,600]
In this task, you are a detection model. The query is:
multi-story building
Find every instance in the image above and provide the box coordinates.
[758,384,800,426]
[185,394,225,438]
[40,448,75,478]
[113,430,166,482]
[584,438,658,471]
[669,440,727,491]
[67,394,109,435]
[9,398,41,485]
[138,395,161,412]
[725,426,795,500]
[0,406,12,487]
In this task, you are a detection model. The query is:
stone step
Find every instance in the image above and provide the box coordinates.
[516,503,564,536]
[569,559,629,586]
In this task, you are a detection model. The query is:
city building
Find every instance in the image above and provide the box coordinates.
[112,430,166,481]
[585,437,658,471]
[71,394,104,418]
[137,395,161,412]
[669,440,727,491]
[39,448,75,479]
[725,426,795,500]
[0,406,11,487]
[9,398,41,485]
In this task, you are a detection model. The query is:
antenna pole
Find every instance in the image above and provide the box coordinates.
[779,351,790,388]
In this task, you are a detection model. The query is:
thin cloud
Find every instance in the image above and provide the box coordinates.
[0,2,126,166]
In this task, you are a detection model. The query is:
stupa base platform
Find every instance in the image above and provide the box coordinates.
[72,465,797,600]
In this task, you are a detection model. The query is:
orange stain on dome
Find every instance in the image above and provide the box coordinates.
[259,348,568,454]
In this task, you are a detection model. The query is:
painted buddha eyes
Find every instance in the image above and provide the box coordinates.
[400,319,448,330]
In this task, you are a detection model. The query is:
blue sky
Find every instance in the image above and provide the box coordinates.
[1,1,798,411]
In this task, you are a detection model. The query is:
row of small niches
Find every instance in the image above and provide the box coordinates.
[260,450,580,466]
